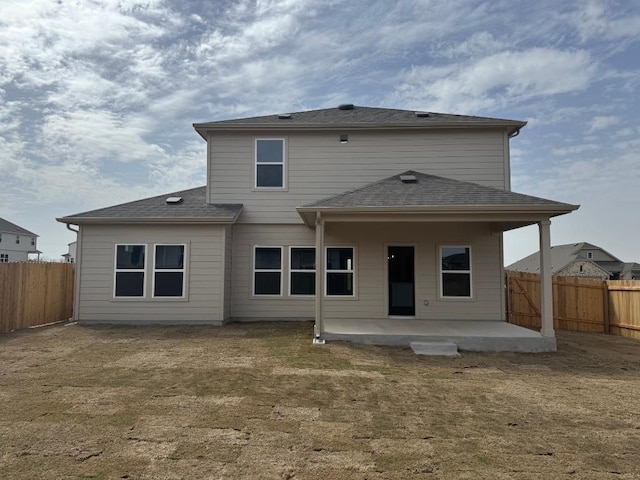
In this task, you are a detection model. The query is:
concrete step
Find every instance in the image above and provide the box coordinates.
[410,341,460,357]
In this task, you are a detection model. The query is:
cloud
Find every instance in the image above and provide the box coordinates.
[588,115,620,132]
[394,48,596,113]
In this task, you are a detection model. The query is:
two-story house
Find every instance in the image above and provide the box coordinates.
[507,242,640,280]
[57,105,578,352]
[0,218,41,262]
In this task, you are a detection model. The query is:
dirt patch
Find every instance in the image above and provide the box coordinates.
[1,322,640,479]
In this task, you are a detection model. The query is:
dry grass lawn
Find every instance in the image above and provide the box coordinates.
[1,321,639,479]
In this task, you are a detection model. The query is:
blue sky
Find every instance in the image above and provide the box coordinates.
[1,0,638,264]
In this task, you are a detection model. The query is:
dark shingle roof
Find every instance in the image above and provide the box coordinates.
[0,218,37,236]
[58,187,242,224]
[193,105,526,134]
[302,171,575,209]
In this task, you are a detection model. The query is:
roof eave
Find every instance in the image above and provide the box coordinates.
[56,216,240,225]
[297,204,579,215]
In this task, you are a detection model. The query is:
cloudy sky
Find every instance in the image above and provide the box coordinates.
[1,0,638,264]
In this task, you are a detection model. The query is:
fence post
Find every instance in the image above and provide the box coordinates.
[602,281,610,334]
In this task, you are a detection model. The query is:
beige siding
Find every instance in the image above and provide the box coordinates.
[230,222,503,322]
[209,129,508,223]
[77,224,225,323]
[223,225,233,320]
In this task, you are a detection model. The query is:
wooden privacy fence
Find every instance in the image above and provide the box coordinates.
[0,263,74,333]
[506,270,640,340]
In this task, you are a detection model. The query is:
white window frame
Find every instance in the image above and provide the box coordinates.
[152,244,187,299]
[254,138,286,190]
[113,244,147,298]
[439,245,473,299]
[253,246,283,297]
[16,235,19,244]
[325,246,356,297]
[31,237,35,246]
[0,253,8,263]
[587,252,593,259]
[289,246,316,297]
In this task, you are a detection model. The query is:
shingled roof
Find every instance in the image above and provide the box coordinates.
[0,218,37,236]
[57,187,243,224]
[193,105,526,135]
[300,171,577,210]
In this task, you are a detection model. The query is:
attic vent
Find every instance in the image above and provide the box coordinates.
[415,111,430,117]
[166,196,183,204]
[278,113,292,119]
[338,104,354,110]
[400,175,417,183]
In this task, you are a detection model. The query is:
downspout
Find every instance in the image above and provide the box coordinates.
[66,223,81,322]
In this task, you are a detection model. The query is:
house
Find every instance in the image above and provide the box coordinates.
[507,242,640,280]
[0,217,41,262]
[57,105,578,352]
[62,241,77,263]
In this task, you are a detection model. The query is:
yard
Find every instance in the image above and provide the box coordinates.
[1,322,639,479]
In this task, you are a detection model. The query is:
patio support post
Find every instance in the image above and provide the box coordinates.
[313,212,326,344]
[538,219,555,337]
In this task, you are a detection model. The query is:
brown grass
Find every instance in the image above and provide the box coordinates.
[1,321,640,479]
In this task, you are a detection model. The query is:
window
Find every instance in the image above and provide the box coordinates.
[114,245,146,297]
[153,245,186,297]
[326,247,354,296]
[587,252,593,259]
[0,253,8,263]
[290,247,315,295]
[255,139,285,188]
[440,246,472,298]
[0,233,2,242]
[16,235,20,244]
[254,247,282,295]
[31,237,35,246]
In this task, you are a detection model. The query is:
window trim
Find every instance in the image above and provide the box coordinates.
[325,246,356,298]
[16,235,20,244]
[288,246,316,297]
[439,244,473,299]
[152,243,187,299]
[252,245,284,297]
[0,253,8,263]
[587,252,593,259]
[254,138,286,190]
[113,244,147,299]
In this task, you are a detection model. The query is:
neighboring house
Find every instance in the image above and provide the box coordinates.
[0,218,41,262]
[57,105,578,352]
[62,241,77,263]
[507,242,640,280]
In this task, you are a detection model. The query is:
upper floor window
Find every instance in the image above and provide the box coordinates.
[587,252,593,259]
[0,253,8,262]
[31,237,35,246]
[16,235,20,244]
[440,246,472,298]
[255,139,285,188]
[0,233,2,242]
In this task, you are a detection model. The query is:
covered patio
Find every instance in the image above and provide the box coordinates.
[297,171,579,353]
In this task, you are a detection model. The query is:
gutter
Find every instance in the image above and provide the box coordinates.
[55,214,242,225]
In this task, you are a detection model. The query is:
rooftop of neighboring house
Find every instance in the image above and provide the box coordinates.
[0,217,38,236]
[506,242,636,276]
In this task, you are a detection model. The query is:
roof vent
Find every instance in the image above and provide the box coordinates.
[278,113,292,119]
[166,196,183,204]
[338,104,354,110]
[415,111,430,117]
[400,175,417,183]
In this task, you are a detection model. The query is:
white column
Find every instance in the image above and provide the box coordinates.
[538,219,554,337]
[313,212,325,343]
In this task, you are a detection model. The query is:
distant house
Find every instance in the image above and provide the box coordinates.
[0,218,41,262]
[62,241,77,263]
[507,242,639,280]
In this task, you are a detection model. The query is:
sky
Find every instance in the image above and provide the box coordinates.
[1,0,639,264]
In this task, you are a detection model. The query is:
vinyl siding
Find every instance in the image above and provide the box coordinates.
[223,225,233,320]
[77,224,224,323]
[229,222,503,322]
[208,129,508,224]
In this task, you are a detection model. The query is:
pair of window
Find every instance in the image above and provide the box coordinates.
[440,246,472,298]
[0,253,8,263]
[253,246,355,297]
[114,244,186,298]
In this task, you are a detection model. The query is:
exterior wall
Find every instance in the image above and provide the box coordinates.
[230,222,502,322]
[208,129,508,224]
[223,225,233,320]
[0,231,37,262]
[77,224,225,323]
[556,260,609,280]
